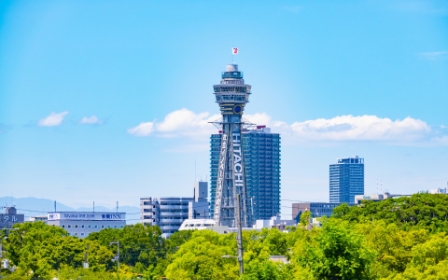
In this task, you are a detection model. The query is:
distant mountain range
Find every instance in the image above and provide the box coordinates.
[0,197,140,224]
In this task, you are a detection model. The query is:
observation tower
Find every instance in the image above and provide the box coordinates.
[212,64,252,227]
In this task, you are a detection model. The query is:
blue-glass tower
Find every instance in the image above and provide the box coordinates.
[210,126,281,223]
[211,64,252,227]
[329,156,364,203]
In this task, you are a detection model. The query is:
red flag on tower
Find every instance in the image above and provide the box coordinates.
[232,47,238,55]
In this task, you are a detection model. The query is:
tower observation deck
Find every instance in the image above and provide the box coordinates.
[212,64,252,227]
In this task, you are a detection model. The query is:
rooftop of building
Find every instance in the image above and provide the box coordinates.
[221,64,243,79]
[140,197,194,201]
[336,156,364,164]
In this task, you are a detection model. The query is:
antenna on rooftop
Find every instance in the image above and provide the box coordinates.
[116,201,118,213]
[381,180,383,194]
[93,202,95,213]
[54,200,57,212]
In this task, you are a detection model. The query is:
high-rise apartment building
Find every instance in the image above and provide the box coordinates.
[329,156,364,203]
[140,197,193,238]
[210,125,281,223]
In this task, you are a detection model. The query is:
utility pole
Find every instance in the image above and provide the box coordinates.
[110,241,120,270]
[83,244,89,269]
[236,194,244,275]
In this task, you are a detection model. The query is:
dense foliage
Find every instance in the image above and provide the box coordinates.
[1,194,448,279]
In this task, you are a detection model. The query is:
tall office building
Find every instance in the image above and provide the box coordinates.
[210,125,281,223]
[211,64,252,227]
[189,181,209,220]
[329,156,364,203]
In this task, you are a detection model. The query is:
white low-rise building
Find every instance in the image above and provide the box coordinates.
[253,216,296,231]
[178,219,216,230]
[354,192,411,204]
[46,212,126,238]
[179,219,231,234]
[30,215,48,222]
[429,188,448,194]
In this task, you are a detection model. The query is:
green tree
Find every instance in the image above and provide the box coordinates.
[241,259,293,280]
[87,224,165,270]
[354,221,428,278]
[165,230,239,279]
[333,194,448,232]
[294,220,375,280]
[3,222,113,278]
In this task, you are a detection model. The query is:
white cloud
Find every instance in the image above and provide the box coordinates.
[289,115,430,141]
[419,51,448,60]
[429,136,448,146]
[38,111,68,127]
[80,115,103,125]
[128,108,220,138]
[128,109,436,144]
[127,122,154,137]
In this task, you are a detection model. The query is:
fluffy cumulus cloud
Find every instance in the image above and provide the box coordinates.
[127,122,154,137]
[38,111,68,127]
[127,108,220,138]
[289,115,430,141]
[80,115,103,125]
[128,109,438,144]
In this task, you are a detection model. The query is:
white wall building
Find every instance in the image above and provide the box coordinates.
[354,192,411,204]
[29,215,48,222]
[253,216,296,231]
[429,188,448,194]
[46,212,126,238]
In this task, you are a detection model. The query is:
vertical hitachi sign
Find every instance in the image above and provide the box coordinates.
[233,133,243,188]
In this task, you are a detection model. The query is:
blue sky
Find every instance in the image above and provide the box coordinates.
[0,1,447,216]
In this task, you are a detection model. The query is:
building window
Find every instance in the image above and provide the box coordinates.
[75,225,78,228]
[114,225,117,228]
[94,225,98,229]
[88,225,91,228]
[81,233,85,236]
[81,225,85,228]
[74,233,78,236]
[68,225,71,228]
[101,225,104,228]
[62,225,65,228]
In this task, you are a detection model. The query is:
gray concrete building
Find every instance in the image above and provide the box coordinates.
[0,207,24,229]
[140,181,209,238]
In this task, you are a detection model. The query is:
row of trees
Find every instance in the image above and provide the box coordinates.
[2,193,448,279]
